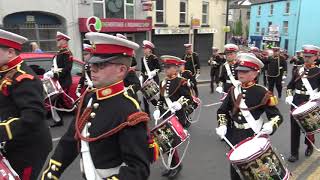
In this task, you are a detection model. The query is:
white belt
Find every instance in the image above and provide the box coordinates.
[295,88,318,95]
[234,119,263,130]
[96,163,126,178]
[226,80,232,83]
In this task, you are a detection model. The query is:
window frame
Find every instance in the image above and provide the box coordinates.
[179,0,188,25]
[124,0,135,19]
[93,0,106,18]
[155,0,166,24]
[256,22,260,33]
[202,1,209,25]
[258,6,261,16]
[283,21,289,35]
[270,3,274,15]
[285,1,290,14]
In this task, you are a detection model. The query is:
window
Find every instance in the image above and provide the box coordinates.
[283,21,288,34]
[93,0,105,18]
[202,2,209,25]
[270,4,274,15]
[268,21,272,33]
[246,11,250,19]
[156,0,165,23]
[180,0,188,24]
[258,6,261,16]
[285,2,290,14]
[105,0,124,18]
[125,0,134,19]
[256,22,260,33]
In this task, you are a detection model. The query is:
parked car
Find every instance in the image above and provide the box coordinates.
[20,52,84,103]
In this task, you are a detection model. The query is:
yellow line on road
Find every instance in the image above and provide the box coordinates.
[290,151,320,180]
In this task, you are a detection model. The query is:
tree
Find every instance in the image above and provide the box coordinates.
[231,19,243,36]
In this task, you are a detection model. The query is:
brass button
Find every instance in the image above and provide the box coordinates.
[93,103,99,109]
[90,112,96,118]
[51,165,56,171]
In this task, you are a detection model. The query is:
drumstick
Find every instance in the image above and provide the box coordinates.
[290,102,298,109]
[253,131,263,140]
[222,136,235,150]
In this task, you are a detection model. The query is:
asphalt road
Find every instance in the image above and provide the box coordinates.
[46,66,320,180]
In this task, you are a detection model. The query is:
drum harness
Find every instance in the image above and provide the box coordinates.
[298,67,318,97]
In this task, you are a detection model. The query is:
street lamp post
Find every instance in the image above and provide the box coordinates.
[225,0,230,44]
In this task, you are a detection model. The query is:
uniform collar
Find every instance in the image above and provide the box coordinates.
[0,56,23,72]
[241,81,255,88]
[59,45,69,50]
[166,74,178,80]
[228,60,236,65]
[95,81,125,100]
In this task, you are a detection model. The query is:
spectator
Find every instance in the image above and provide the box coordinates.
[30,42,43,53]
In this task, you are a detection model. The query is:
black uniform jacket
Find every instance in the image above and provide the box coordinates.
[0,56,52,154]
[54,47,73,89]
[183,52,201,76]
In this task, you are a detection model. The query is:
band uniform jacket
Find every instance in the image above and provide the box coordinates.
[265,55,287,77]
[54,47,73,89]
[217,82,283,145]
[43,81,150,180]
[141,54,161,83]
[287,65,320,106]
[218,62,238,92]
[183,52,200,76]
[0,56,52,157]
[180,70,197,94]
[124,68,141,102]
[77,63,91,93]
[156,77,193,127]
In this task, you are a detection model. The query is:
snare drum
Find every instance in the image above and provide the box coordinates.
[42,78,63,99]
[292,100,320,133]
[227,136,289,180]
[141,79,160,101]
[0,153,20,180]
[151,115,189,154]
[184,96,200,115]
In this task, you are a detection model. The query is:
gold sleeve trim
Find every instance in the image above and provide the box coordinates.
[0,118,19,140]
[124,91,140,110]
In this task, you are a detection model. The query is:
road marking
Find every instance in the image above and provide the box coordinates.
[203,102,222,107]
[290,151,320,179]
[307,163,320,180]
[52,137,61,142]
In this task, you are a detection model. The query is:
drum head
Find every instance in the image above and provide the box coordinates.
[228,137,269,162]
[292,101,318,115]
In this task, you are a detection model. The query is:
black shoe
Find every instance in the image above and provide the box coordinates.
[168,165,182,179]
[210,90,214,94]
[305,146,314,157]
[50,120,63,127]
[161,169,171,177]
[288,155,299,162]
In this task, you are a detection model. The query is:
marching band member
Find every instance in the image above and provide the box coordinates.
[42,33,150,180]
[140,40,161,115]
[44,31,74,127]
[179,62,197,96]
[289,50,304,77]
[216,53,283,180]
[153,55,193,179]
[286,45,320,162]
[116,34,141,102]
[216,44,239,94]
[76,43,93,97]
[208,47,224,93]
[0,29,52,179]
[182,43,200,96]
[265,47,287,98]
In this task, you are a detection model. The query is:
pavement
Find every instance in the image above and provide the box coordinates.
[45,64,320,180]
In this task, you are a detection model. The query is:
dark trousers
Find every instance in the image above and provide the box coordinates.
[5,149,49,180]
[262,70,267,86]
[267,76,283,97]
[210,67,220,92]
[290,94,315,156]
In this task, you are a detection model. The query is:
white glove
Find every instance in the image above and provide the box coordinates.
[285,96,293,105]
[43,71,54,79]
[216,86,223,94]
[139,75,144,86]
[169,101,182,112]
[212,61,217,65]
[282,76,287,80]
[153,109,160,120]
[196,73,200,79]
[216,125,227,139]
[148,70,157,79]
[187,79,192,87]
[261,122,274,135]
[76,92,81,97]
